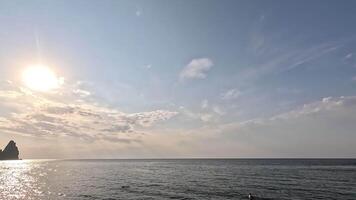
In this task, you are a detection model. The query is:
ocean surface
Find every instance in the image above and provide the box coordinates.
[0,159,355,200]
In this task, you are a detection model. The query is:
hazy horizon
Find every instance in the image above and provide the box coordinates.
[1,0,356,159]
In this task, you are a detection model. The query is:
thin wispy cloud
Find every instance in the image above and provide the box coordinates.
[221,89,241,100]
[243,42,343,83]
[345,53,353,60]
[201,99,209,109]
[212,105,225,116]
[135,7,142,17]
[180,95,356,157]
[242,24,356,86]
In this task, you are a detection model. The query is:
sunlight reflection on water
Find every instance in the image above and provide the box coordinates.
[0,160,46,200]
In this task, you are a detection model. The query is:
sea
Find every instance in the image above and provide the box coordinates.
[0,159,355,200]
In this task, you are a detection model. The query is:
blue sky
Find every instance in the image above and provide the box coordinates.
[0,0,356,158]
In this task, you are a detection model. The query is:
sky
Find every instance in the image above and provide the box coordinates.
[0,0,356,158]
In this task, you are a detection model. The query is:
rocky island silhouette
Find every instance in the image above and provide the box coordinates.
[0,140,19,160]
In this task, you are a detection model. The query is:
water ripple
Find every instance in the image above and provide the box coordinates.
[0,159,355,199]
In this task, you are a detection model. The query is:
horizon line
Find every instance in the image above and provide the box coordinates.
[16,157,356,160]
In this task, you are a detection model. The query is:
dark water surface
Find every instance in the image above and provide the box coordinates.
[0,159,355,199]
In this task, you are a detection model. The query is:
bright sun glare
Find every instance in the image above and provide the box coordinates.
[22,65,62,92]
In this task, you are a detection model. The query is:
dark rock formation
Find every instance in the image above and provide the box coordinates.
[0,140,19,160]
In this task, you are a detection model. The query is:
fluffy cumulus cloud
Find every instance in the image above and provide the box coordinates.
[179,58,213,80]
[0,81,178,144]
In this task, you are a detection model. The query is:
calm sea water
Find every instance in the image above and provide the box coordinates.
[0,159,355,200]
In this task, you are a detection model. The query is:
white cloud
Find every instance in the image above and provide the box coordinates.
[179,58,213,80]
[213,96,356,157]
[199,114,213,122]
[2,78,355,158]
[212,105,225,115]
[0,81,178,143]
[73,89,91,97]
[178,105,219,123]
[221,89,241,100]
[164,96,356,158]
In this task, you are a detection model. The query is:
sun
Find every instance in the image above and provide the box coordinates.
[22,65,62,92]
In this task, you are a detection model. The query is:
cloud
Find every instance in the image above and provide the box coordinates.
[352,76,356,81]
[0,81,178,143]
[201,99,208,109]
[345,53,353,60]
[179,58,213,80]
[200,113,214,122]
[201,95,356,157]
[212,105,225,116]
[158,96,356,158]
[73,89,91,97]
[221,89,241,100]
[262,96,356,121]
[127,110,178,127]
[2,79,355,158]
[178,106,219,123]
[243,27,356,86]
[135,8,142,17]
[243,42,342,83]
